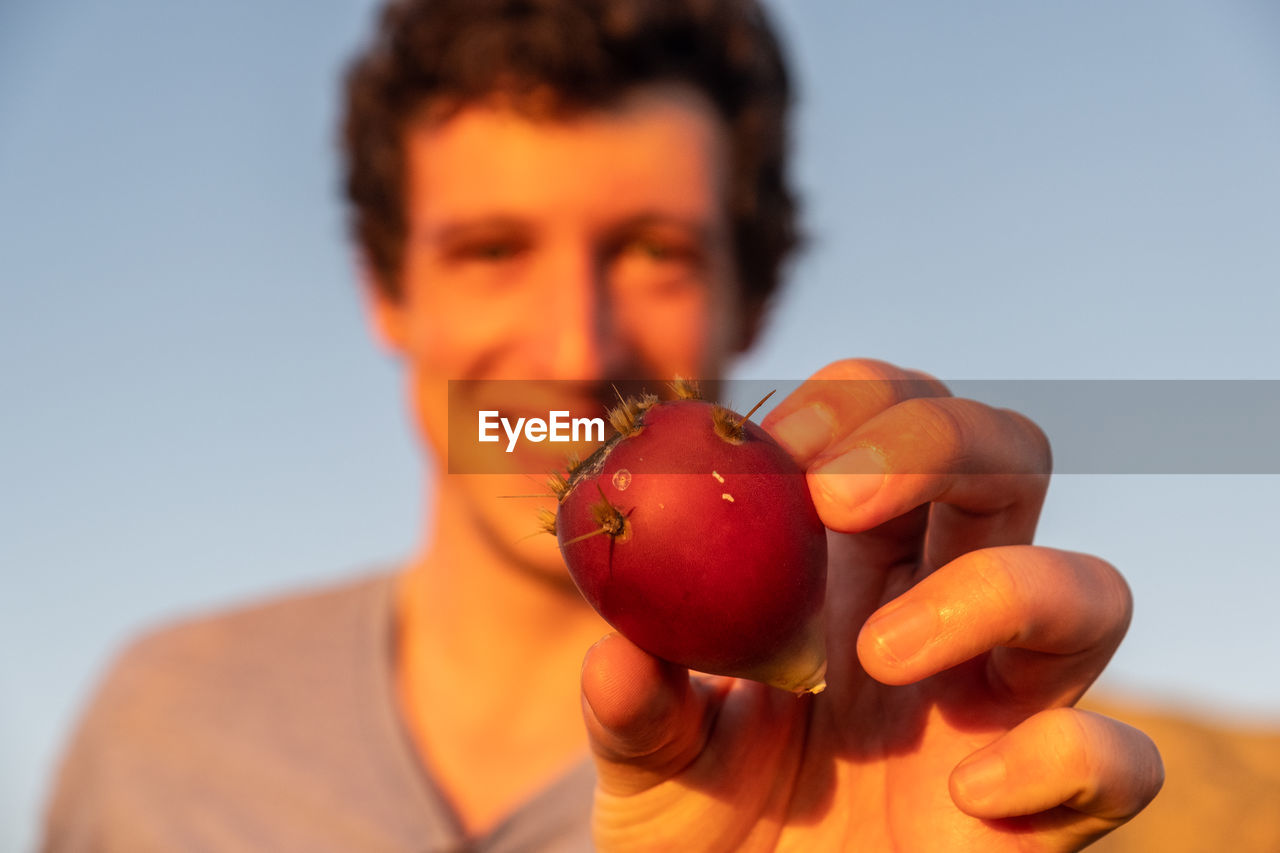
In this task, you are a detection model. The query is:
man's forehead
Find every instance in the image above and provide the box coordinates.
[401,84,732,227]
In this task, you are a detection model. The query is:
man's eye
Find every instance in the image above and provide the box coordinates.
[468,242,521,261]
[632,239,670,260]
[622,237,695,264]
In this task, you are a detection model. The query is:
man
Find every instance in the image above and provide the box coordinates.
[43,1,1163,850]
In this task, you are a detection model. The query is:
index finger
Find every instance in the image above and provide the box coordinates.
[760,359,952,466]
[807,396,1052,568]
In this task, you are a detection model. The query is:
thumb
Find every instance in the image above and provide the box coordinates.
[581,632,721,796]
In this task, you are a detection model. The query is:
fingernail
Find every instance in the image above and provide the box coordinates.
[865,601,936,664]
[954,752,1007,804]
[812,448,885,508]
[771,404,837,459]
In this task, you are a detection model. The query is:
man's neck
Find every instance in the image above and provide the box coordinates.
[394,481,608,836]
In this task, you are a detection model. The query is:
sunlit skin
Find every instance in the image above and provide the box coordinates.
[369,85,748,582]
[366,85,1162,848]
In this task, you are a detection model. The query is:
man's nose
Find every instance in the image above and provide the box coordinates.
[541,247,624,382]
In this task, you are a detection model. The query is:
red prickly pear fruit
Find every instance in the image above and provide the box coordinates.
[553,391,828,694]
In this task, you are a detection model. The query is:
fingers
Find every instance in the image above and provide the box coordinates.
[761,359,1051,572]
[808,397,1052,568]
[580,632,723,796]
[857,546,1132,703]
[950,707,1164,845]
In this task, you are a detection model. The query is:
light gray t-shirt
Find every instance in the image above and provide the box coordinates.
[42,572,596,852]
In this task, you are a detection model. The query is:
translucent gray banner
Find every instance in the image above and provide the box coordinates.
[445,379,1280,474]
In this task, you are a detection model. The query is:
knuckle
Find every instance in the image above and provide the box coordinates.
[1088,555,1134,641]
[1000,407,1054,475]
[1051,708,1100,783]
[813,357,912,382]
[966,548,1025,621]
[1138,729,1166,802]
[898,397,971,462]
[903,367,952,398]
[816,359,951,407]
[1111,722,1167,815]
[907,400,1053,480]
[1036,549,1133,652]
[1063,711,1165,817]
[826,360,919,414]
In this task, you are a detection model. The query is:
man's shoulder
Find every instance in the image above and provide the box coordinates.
[80,570,399,748]
[43,570,416,851]
[115,570,396,679]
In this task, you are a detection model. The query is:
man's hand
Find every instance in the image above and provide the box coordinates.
[580,359,1163,852]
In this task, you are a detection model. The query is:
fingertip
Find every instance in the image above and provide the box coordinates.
[855,599,939,686]
[854,628,913,686]
[580,633,688,759]
[949,749,1009,817]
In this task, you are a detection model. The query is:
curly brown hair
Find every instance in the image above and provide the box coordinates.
[341,0,800,311]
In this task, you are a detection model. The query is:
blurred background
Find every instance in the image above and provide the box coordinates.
[3,0,1278,849]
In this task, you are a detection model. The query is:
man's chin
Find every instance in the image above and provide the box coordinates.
[470,477,582,593]
[488,519,583,595]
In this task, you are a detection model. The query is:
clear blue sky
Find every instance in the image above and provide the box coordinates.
[3,0,1279,848]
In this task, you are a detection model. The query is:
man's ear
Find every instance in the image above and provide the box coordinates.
[358,258,409,354]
